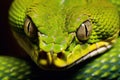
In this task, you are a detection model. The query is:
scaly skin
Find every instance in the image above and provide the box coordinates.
[0,0,120,79]
[8,0,119,69]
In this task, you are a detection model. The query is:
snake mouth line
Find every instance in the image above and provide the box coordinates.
[67,44,112,69]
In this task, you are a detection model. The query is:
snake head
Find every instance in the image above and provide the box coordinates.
[22,13,117,70]
[9,0,119,70]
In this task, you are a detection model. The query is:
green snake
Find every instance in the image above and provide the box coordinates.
[1,0,120,79]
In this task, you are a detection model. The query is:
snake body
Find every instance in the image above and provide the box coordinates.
[1,0,120,79]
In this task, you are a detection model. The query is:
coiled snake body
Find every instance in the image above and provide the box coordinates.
[1,0,120,80]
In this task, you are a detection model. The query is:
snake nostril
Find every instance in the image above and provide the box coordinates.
[57,52,65,59]
[38,51,51,66]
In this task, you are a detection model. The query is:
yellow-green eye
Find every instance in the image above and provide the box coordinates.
[24,17,38,37]
[76,20,92,41]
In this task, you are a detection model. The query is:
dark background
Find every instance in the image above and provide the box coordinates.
[0,0,12,53]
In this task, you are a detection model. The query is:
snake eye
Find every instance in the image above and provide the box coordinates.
[24,17,38,37]
[76,20,92,41]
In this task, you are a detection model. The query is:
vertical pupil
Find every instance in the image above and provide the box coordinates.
[27,22,31,32]
[84,24,88,37]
